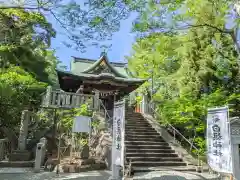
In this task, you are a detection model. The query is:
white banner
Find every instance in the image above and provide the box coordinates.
[207,106,232,173]
[112,99,125,167]
[72,116,91,133]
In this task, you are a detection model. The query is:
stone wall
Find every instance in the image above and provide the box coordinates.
[94,132,112,170]
[90,112,112,170]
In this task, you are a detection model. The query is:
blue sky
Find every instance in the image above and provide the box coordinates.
[50,13,137,69]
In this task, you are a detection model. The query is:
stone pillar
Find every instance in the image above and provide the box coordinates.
[45,86,52,107]
[142,94,148,114]
[230,117,240,180]
[40,137,47,165]
[111,164,122,180]
[94,90,100,110]
[232,144,240,179]
[34,142,45,173]
[18,110,30,151]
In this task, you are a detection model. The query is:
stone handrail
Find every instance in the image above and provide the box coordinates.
[0,139,11,160]
[41,87,95,109]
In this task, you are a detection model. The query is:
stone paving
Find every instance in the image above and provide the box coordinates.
[0,168,111,180]
[133,171,220,180]
[0,168,221,180]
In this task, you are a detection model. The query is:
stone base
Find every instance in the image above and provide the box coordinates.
[54,157,106,173]
[0,160,34,167]
[9,150,31,161]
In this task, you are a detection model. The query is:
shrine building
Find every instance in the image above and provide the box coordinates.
[56,53,145,111]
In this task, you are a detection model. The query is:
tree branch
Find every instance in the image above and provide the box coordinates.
[0,6,50,11]
[182,22,232,34]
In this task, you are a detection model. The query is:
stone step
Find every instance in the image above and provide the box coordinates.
[126,115,144,118]
[125,125,152,129]
[125,137,165,142]
[0,160,34,167]
[125,129,157,134]
[126,144,171,149]
[125,126,155,130]
[126,152,179,158]
[126,119,148,122]
[125,117,144,119]
[125,125,153,128]
[125,114,142,116]
[125,122,149,126]
[126,119,146,121]
[127,157,183,162]
[126,134,161,137]
[132,166,197,173]
[126,149,175,153]
[125,141,169,146]
[126,132,160,136]
[126,119,147,121]
[9,150,32,161]
[131,161,187,167]
[125,123,150,126]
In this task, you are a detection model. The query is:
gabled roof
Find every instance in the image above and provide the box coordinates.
[70,54,130,78]
[81,55,127,78]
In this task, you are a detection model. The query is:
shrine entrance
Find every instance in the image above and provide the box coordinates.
[101,95,113,110]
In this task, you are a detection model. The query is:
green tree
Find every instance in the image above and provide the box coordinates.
[0,66,47,128]
[0,8,56,83]
[127,0,240,155]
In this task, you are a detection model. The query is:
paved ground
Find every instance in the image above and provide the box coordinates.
[133,171,220,180]
[0,168,111,180]
[0,168,220,180]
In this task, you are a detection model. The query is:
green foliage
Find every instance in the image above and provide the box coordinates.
[58,104,93,132]
[57,104,94,146]
[0,7,61,135]
[127,0,240,156]
[0,66,47,127]
[0,8,57,83]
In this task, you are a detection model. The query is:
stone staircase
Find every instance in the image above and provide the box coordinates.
[125,110,191,173]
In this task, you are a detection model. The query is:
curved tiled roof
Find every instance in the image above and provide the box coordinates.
[81,55,127,78]
[56,69,145,84]
[70,55,130,78]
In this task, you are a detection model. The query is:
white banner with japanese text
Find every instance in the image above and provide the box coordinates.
[207,106,232,173]
[112,99,125,167]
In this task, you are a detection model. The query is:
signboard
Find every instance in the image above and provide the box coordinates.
[72,116,91,133]
[112,99,125,167]
[207,106,232,173]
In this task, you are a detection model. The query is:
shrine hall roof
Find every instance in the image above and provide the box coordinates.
[70,55,130,78]
[57,54,145,84]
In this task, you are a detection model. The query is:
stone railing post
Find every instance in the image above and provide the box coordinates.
[142,94,148,114]
[94,90,100,110]
[45,86,52,107]
[18,110,30,151]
